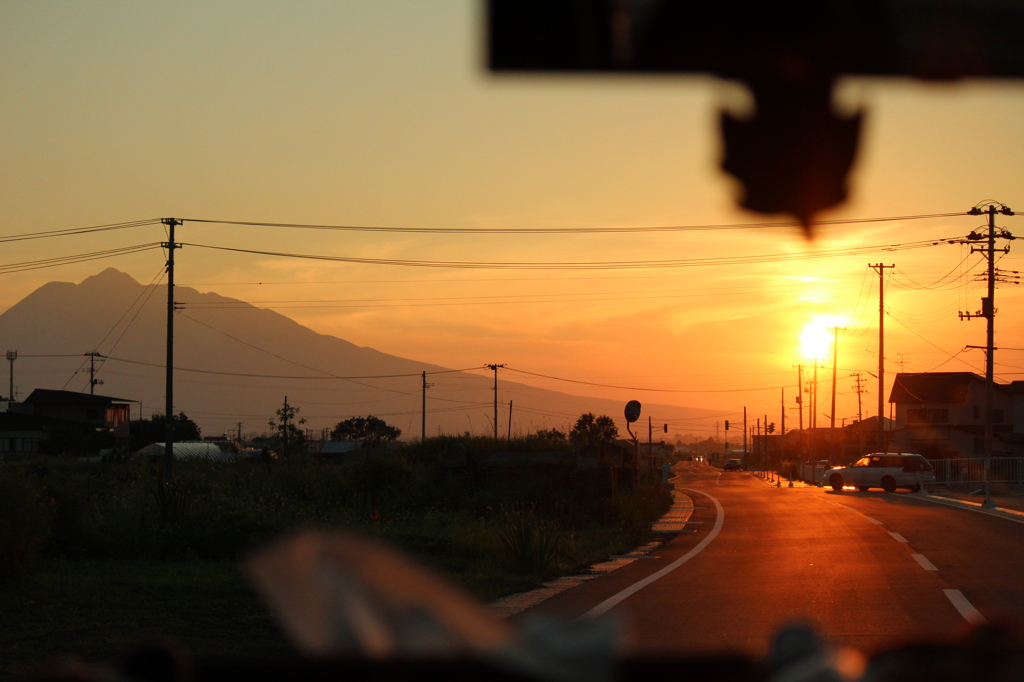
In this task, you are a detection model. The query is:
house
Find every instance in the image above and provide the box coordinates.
[0,389,135,458]
[888,372,1020,458]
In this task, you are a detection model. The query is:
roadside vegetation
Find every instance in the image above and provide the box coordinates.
[0,428,670,674]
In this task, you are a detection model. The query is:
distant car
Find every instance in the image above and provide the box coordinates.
[827,453,935,493]
[723,458,743,471]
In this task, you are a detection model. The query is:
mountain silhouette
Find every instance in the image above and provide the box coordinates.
[0,268,717,440]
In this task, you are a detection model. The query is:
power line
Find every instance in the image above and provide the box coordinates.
[0,219,161,244]
[0,244,162,275]
[181,237,954,271]
[181,211,966,234]
[101,354,478,381]
[503,366,793,393]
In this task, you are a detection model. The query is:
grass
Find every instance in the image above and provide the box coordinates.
[0,440,671,677]
[0,559,290,678]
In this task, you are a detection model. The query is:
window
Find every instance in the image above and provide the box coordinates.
[906,408,948,424]
[852,457,870,467]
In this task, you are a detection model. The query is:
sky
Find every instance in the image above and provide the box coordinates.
[3,1,1024,436]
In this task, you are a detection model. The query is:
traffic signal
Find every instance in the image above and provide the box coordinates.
[725,420,730,430]
[767,422,776,434]
[663,424,668,433]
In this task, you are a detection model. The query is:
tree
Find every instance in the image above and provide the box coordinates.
[533,427,566,442]
[331,416,401,447]
[269,402,306,457]
[130,413,201,452]
[569,413,619,445]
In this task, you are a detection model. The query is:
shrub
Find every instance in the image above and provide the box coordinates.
[492,503,564,571]
[0,474,53,584]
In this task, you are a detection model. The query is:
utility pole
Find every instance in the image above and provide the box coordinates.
[794,364,804,432]
[764,413,769,479]
[237,422,243,446]
[648,415,653,459]
[160,218,183,473]
[485,363,506,440]
[852,373,865,423]
[508,400,513,440]
[756,418,761,473]
[5,350,16,401]
[780,387,786,476]
[162,217,182,474]
[743,406,748,466]
[828,326,846,465]
[960,203,1015,508]
[85,351,105,395]
[870,263,895,453]
[421,371,433,442]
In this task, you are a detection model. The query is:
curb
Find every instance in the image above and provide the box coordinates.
[488,486,694,618]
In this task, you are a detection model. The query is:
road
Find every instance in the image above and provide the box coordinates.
[515,461,1024,659]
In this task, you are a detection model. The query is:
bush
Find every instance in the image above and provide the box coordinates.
[0,475,53,584]
[0,437,672,596]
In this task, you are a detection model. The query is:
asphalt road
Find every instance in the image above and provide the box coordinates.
[516,461,1024,659]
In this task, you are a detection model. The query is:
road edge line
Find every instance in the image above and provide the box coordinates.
[579,487,725,621]
[943,588,986,624]
[914,493,1024,526]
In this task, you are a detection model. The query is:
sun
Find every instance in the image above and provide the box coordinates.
[800,315,845,360]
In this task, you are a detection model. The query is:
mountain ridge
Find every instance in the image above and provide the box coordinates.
[0,268,718,440]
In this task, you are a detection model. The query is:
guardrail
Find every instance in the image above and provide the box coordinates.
[929,457,1024,485]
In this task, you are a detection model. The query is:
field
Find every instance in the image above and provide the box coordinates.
[0,438,670,677]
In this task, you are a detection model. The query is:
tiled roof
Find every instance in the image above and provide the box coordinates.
[889,373,986,404]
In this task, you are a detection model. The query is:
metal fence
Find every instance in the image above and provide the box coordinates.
[929,457,1024,486]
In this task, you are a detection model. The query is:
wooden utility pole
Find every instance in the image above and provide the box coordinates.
[811,359,819,430]
[421,371,433,442]
[85,351,104,395]
[852,372,865,423]
[870,263,894,453]
[485,364,505,439]
[743,406,748,466]
[6,350,16,401]
[961,203,1015,508]
[162,218,182,474]
[828,326,845,464]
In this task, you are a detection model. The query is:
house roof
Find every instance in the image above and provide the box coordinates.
[0,411,97,433]
[23,388,134,407]
[889,373,989,405]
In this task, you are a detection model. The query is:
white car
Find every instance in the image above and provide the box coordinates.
[827,453,935,493]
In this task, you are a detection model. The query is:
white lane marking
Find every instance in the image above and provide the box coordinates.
[865,517,884,525]
[912,554,938,571]
[944,589,986,624]
[579,488,725,621]
[890,532,909,543]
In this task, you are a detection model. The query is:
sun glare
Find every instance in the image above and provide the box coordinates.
[799,315,845,360]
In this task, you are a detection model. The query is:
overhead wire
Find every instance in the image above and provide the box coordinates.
[0,219,161,244]
[0,244,162,275]
[181,238,956,271]
[181,211,966,234]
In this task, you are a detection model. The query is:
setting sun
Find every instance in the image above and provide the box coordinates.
[800,315,846,361]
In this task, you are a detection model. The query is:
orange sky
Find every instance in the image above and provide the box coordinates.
[3,2,1024,436]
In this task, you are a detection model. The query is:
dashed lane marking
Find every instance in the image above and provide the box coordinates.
[944,589,986,624]
[865,517,884,525]
[912,554,938,571]
[890,532,909,543]
[579,488,725,621]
